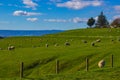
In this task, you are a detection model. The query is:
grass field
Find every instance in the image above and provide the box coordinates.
[0,28,120,80]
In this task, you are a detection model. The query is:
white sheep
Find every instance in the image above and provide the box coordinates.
[98,59,105,68]
[8,46,15,50]
[54,43,59,47]
[82,40,87,43]
[46,44,49,47]
[65,42,70,46]
[91,42,95,46]
[96,39,101,42]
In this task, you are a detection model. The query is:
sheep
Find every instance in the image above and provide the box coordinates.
[8,46,15,50]
[111,39,114,42]
[66,40,68,42]
[91,42,95,46]
[46,44,49,48]
[11,46,15,49]
[82,40,87,43]
[70,39,73,41]
[96,39,101,42]
[54,43,59,47]
[98,60,105,68]
[40,39,42,41]
[65,42,70,46]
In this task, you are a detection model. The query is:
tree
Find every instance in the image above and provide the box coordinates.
[111,18,120,28]
[95,12,109,28]
[87,17,95,28]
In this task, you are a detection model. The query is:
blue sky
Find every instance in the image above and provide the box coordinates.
[0,0,120,30]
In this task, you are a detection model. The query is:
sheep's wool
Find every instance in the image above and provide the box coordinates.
[98,60,105,68]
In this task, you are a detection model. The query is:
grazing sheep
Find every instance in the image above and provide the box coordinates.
[40,39,42,41]
[54,43,59,47]
[65,42,70,46]
[46,44,49,47]
[98,60,105,68]
[82,40,87,43]
[11,46,15,49]
[111,39,114,42]
[66,40,68,41]
[91,42,95,46]
[96,39,101,42]
[8,46,15,50]
[70,39,73,41]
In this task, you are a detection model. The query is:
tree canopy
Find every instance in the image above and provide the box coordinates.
[87,17,95,28]
[95,12,109,28]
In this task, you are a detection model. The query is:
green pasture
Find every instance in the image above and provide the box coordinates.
[0,28,120,80]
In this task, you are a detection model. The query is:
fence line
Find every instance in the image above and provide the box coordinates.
[56,60,59,74]
[20,62,24,79]
[111,54,113,68]
[18,55,114,78]
[86,58,89,71]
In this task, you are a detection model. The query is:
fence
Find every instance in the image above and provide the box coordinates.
[19,54,114,79]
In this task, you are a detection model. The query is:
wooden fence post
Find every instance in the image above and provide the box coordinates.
[20,62,24,79]
[56,60,59,74]
[86,58,89,71]
[111,54,113,68]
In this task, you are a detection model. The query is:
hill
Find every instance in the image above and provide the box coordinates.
[0,28,120,80]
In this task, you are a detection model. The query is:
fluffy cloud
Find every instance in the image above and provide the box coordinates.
[44,17,87,23]
[23,0,38,10]
[114,5,120,13]
[113,15,120,19]
[13,10,41,16]
[57,0,103,10]
[94,16,98,21]
[44,19,68,22]
[114,5,120,10]
[72,17,87,23]
[27,18,38,22]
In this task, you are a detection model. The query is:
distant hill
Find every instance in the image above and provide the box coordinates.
[0,30,64,37]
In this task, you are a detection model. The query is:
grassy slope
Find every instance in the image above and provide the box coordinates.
[0,28,120,80]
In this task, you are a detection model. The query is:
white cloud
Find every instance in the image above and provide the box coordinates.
[44,17,87,23]
[72,17,87,23]
[114,5,120,10]
[114,5,120,13]
[27,18,38,22]
[113,15,120,19]
[57,0,103,10]
[13,10,41,16]
[44,19,67,22]
[94,16,98,21]
[23,0,38,10]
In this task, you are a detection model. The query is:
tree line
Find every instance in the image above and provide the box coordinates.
[87,12,120,28]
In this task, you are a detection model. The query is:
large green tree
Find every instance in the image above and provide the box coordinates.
[96,12,109,28]
[87,17,95,28]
